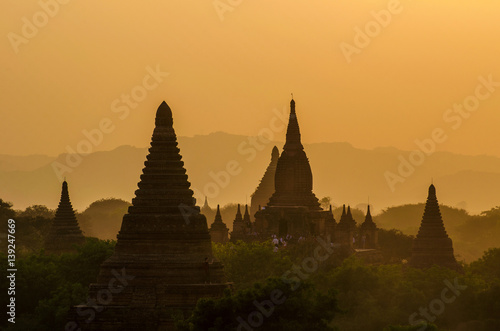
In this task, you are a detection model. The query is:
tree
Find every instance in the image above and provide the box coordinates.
[0,199,16,221]
[79,198,131,239]
[212,241,292,290]
[320,197,332,210]
[377,229,414,263]
[18,205,55,219]
[176,278,340,331]
[0,238,115,330]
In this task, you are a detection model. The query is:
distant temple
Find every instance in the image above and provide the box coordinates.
[230,204,253,242]
[250,146,279,222]
[44,180,85,254]
[71,101,229,330]
[359,205,378,249]
[209,205,229,243]
[242,204,252,234]
[201,196,215,223]
[335,205,357,249]
[409,184,461,270]
[254,99,335,238]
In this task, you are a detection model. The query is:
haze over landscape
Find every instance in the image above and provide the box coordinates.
[2,1,500,330]
[2,1,500,215]
[2,135,500,215]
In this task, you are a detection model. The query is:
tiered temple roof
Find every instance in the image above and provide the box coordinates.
[360,205,376,231]
[72,101,229,330]
[44,181,85,254]
[360,205,378,249]
[201,196,215,223]
[410,184,461,270]
[210,205,229,243]
[243,204,252,229]
[250,146,279,220]
[267,99,321,210]
[254,99,332,238]
[337,205,357,231]
[230,204,250,242]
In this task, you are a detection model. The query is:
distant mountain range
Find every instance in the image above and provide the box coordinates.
[1,132,500,214]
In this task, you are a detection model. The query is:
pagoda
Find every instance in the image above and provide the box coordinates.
[410,184,461,270]
[44,180,85,254]
[71,101,229,330]
[201,196,215,223]
[250,146,279,221]
[230,204,252,242]
[242,205,252,233]
[209,205,229,243]
[359,205,378,249]
[335,205,357,248]
[254,99,334,238]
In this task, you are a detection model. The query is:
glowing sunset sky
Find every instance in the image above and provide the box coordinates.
[1,0,500,157]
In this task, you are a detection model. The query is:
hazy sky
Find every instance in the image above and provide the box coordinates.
[2,1,500,157]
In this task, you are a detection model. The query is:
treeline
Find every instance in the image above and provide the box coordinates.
[0,225,498,329]
[374,204,500,262]
[179,240,500,330]
[0,198,129,255]
[1,197,500,330]
[0,238,115,330]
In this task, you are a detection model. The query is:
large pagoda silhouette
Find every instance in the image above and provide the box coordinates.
[254,99,335,238]
[71,102,229,330]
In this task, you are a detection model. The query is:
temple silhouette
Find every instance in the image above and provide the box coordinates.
[209,204,229,243]
[230,204,252,242]
[253,99,336,238]
[71,102,229,330]
[44,180,85,254]
[410,184,461,271]
[59,97,465,330]
[250,146,279,222]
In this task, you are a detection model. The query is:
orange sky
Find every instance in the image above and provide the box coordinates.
[1,1,500,157]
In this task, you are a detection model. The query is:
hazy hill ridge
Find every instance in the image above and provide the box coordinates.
[1,132,500,214]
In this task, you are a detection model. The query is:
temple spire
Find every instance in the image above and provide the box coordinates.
[235,204,242,221]
[360,204,378,249]
[271,146,279,161]
[44,180,85,254]
[283,98,302,151]
[410,184,461,270]
[127,101,197,215]
[215,204,221,220]
[243,204,251,223]
[366,205,372,221]
[210,204,229,243]
[155,101,173,127]
[250,146,280,220]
